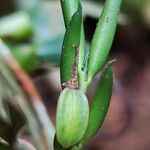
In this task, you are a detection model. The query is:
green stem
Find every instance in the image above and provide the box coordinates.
[60,0,80,27]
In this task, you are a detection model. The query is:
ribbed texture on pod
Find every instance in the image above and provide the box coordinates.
[56,88,89,148]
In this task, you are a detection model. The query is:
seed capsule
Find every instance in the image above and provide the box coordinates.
[56,88,89,148]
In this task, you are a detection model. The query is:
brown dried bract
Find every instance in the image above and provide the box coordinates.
[62,45,80,89]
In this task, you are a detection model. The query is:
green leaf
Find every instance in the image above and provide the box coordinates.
[87,0,122,81]
[60,1,86,88]
[82,63,113,142]
[60,5,82,85]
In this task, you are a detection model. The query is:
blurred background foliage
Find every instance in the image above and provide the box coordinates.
[0,0,149,72]
[0,0,150,150]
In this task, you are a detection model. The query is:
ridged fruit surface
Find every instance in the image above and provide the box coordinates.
[56,88,89,148]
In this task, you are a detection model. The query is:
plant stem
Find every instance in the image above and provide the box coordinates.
[60,0,80,27]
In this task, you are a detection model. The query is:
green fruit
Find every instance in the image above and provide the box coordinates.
[56,88,89,149]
